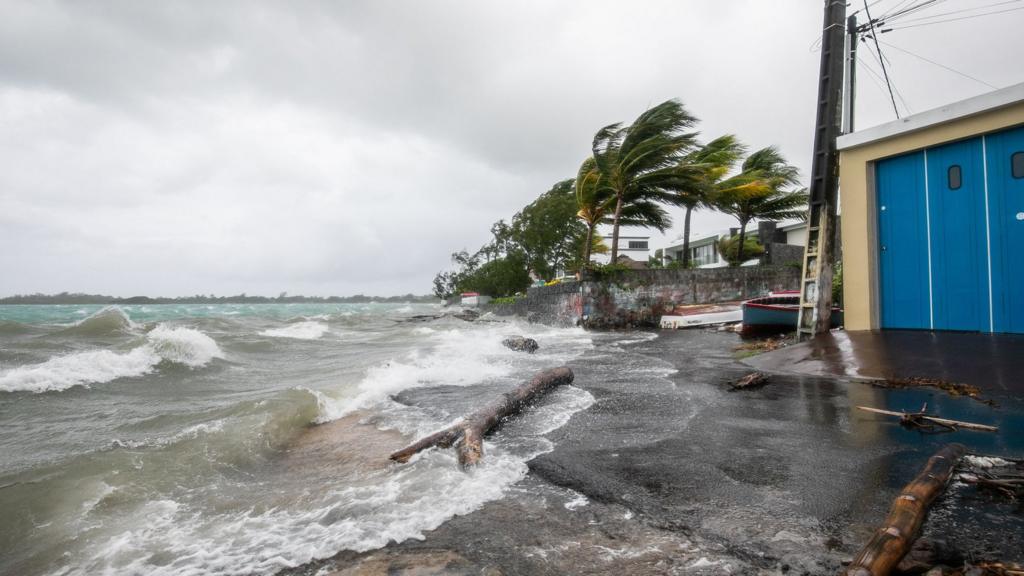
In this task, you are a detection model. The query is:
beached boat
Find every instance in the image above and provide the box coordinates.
[659,303,742,329]
[741,291,842,333]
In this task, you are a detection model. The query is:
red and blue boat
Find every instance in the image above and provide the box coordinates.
[741,291,843,334]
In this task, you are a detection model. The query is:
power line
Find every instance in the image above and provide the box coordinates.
[880,0,950,22]
[888,5,1024,28]
[879,40,1000,89]
[863,0,901,117]
[876,0,920,19]
[864,41,912,116]
[892,0,1022,24]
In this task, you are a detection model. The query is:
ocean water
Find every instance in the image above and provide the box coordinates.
[0,303,595,576]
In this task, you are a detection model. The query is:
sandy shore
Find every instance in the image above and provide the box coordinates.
[283,329,1024,576]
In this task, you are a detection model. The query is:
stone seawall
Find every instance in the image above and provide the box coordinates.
[484,265,801,328]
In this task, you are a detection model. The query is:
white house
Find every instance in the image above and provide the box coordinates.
[660,221,807,268]
[591,233,651,266]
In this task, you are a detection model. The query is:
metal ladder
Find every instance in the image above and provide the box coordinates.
[796,0,846,340]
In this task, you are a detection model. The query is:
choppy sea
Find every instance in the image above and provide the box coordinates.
[0,303,596,575]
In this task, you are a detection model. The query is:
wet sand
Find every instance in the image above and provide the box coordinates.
[284,329,1024,576]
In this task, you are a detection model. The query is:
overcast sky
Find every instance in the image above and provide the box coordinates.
[1,0,1021,297]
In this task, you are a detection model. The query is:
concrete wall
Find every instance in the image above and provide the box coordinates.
[485,265,801,328]
[838,98,1024,331]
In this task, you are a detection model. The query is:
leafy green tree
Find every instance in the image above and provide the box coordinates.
[590,100,698,261]
[456,253,531,297]
[507,179,585,279]
[711,146,807,264]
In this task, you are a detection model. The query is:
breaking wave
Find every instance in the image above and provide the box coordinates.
[57,306,136,337]
[0,325,223,393]
[260,321,329,340]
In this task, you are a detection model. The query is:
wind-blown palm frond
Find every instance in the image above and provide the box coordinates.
[589,99,700,261]
[575,156,614,267]
[662,134,747,267]
[709,146,808,264]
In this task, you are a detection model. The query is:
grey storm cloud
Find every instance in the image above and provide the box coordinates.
[1,0,1021,296]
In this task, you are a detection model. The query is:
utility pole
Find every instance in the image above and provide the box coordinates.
[843,13,858,133]
[796,0,846,340]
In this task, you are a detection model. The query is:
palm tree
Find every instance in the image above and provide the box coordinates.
[575,157,609,268]
[712,146,807,265]
[668,134,746,267]
[591,100,699,262]
[576,157,672,269]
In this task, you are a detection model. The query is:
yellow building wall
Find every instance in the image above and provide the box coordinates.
[839,102,1024,331]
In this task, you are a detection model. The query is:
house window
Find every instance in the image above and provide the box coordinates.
[689,243,718,266]
[627,240,648,250]
[1012,152,1024,179]
[948,165,962,190]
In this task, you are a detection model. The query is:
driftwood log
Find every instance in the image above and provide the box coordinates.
[857,405,998,433]
[843,443,967,576]
[389,366,574,467]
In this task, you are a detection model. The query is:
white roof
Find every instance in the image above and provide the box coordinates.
[837,82,1024,151]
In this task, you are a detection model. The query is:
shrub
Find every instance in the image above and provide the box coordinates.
[718,236,765,266]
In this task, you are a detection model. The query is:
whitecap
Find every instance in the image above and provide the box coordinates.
[260,321,329,340]
[147,324,224,367]
[0,324,223,393]
[0,347,160,393]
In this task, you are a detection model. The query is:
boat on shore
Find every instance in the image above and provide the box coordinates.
[741,290,842,334]
[659,302,742,329]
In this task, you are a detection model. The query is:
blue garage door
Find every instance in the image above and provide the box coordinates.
[875,124,1024,334]
[985,125,1024,334]
[876,153,930,329]
[926,138,988,331]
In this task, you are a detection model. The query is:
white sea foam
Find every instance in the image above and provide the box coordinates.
[0,325,223,393]
[112,419,227,450]
[66,448,536,576]
[564,494,589,510]
[147,324,224,367]
[0,347,159,393]
[260,321,329,340]
[964,455,1014,469]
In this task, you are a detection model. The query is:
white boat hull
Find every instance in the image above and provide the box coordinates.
[660,309,743,329]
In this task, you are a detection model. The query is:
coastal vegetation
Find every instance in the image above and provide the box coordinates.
[433,98,808,299]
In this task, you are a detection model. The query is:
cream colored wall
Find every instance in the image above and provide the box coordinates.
[839,103,1024,331]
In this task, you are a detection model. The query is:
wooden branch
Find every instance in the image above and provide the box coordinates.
[389,367,575,467]
[732,371,769,390]
[856,405,998,433]
[843,443,967,576]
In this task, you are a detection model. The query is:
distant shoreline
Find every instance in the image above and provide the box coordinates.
[0,293,440,305]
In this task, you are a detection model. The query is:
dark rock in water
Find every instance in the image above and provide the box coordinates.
[502,336,538,353]
[450,309,481,322]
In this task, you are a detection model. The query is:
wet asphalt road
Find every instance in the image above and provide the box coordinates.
[288,329,1024,576]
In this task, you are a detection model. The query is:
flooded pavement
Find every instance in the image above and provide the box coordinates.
[744,329,1024,397]
[288,329,1024,576]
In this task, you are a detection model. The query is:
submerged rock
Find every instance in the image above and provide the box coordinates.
[502,336,539,354]
[450,309,481,322]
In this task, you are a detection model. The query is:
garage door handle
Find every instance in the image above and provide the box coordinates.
[881,245,887,251]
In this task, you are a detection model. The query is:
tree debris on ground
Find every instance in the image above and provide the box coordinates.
[844,443,967,576]
[958,455,1024,501]
[856,405,998,434]
[389,367,573,468]
[730,371,769,390]
[732,333,793,358]
[872,376,995,406]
